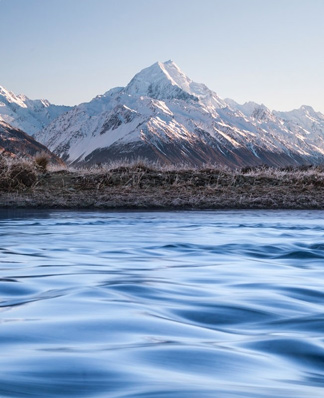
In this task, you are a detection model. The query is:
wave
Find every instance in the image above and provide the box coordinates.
[0,210,323,397]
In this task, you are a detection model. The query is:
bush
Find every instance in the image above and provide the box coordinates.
[9,162,37,188]
[35,152,50,172]
[0,155,9,173]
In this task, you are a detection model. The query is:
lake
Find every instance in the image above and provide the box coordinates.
[0,210,324,397]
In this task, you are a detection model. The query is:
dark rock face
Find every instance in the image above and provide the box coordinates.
[82,136,311,168]
[0,121,63,165]
[100,106,137,135]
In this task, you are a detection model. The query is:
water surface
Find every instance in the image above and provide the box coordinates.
[0,210,324,397]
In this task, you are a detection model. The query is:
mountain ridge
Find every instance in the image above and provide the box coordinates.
[0,85,72,135]
[4,61,324,167]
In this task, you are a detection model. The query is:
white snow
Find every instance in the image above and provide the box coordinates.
[24,61,324,164]
[0,85,71,135]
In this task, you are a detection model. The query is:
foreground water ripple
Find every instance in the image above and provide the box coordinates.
[0,210,324,397]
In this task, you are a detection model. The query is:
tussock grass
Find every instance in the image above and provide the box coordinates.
[0,155,37,190]
[1,156,324,209]
[34,152,50,172]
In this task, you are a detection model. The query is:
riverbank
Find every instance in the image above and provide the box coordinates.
[1,159,324,209]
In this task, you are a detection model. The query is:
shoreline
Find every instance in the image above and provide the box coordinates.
[1,165,324,210]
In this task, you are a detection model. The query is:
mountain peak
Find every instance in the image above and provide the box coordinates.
[0,83,72,135]
[125,60,200,102]
[0,85,8,95]
[300,105,315,113]
[297,105,324,120]
[124,60,226,108]
[0,84,29,108]
[126,61,183,90]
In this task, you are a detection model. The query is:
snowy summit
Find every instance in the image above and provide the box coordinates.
[4,60,324,167]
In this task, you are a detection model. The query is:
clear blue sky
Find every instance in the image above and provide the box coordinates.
[1,0,323,112]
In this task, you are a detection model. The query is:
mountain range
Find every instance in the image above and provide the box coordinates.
[2,61,324,167]
[0,85,71,136]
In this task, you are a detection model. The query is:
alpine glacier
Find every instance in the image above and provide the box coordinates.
[31,60,324,167]
[0,85,71,136]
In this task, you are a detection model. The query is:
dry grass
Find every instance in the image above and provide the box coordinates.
[0,156,37,190]
[34,152,50,172]
[1,156,324,209]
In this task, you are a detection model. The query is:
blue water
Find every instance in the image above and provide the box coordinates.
[0,210,324,398]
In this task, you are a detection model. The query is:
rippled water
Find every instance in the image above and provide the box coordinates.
[1,210,324,398]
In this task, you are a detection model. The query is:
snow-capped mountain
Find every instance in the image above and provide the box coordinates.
[0,120,63,163]
[274,106,324,136]
[35,61,324,167]
[0,85,71,136]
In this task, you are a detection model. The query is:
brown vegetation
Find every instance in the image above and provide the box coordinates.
[1,157,324,209]
[0,156,37,190]
[34,152,50,172]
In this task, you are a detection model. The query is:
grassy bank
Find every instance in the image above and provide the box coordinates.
[1,157,324,209]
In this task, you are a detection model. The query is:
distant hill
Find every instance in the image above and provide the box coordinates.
[0,120,63,164]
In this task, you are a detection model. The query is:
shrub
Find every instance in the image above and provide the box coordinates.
[0,155,9,173]
[9,162,37,188]
[0,156,10,189]
[35,152,50,172]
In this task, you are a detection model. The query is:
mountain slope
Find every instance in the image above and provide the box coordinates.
[0,85,72,135]
[274,105,324,135]
[35,61,324,167]
[0,120,63,164]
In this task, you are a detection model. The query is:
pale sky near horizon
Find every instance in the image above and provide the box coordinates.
[1,0,323,112]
